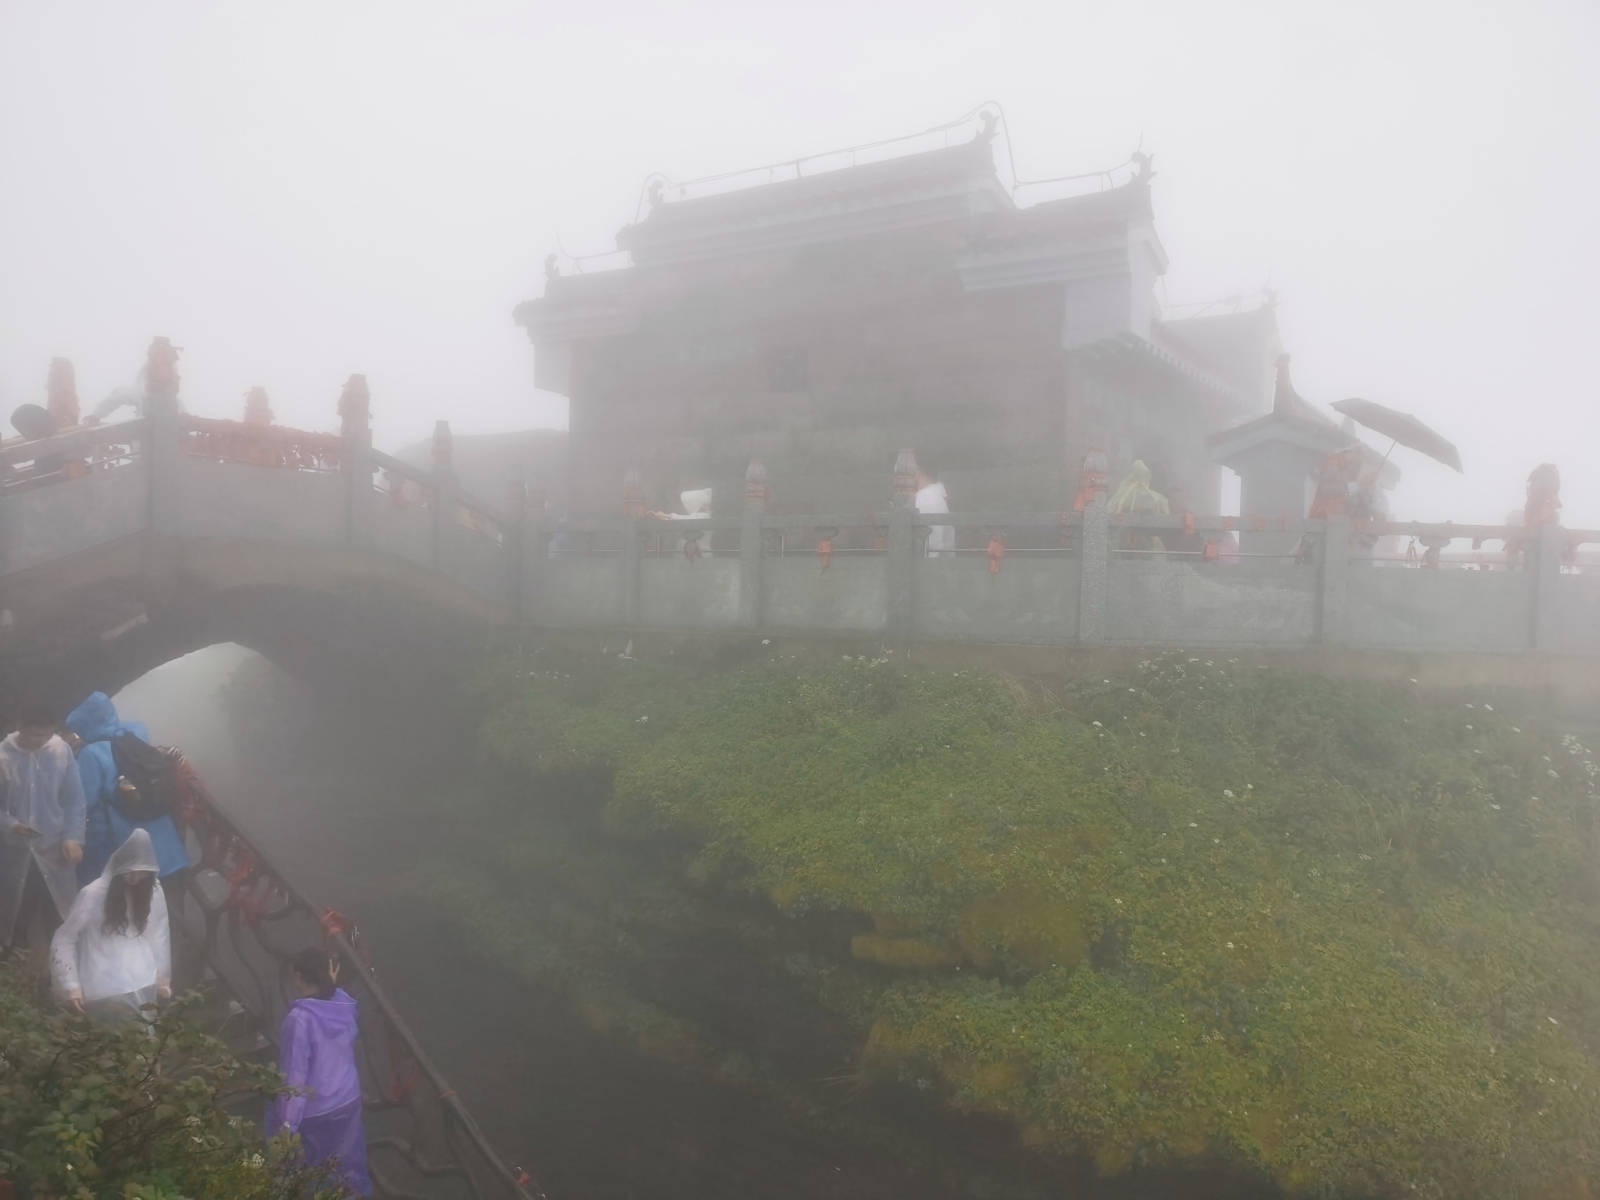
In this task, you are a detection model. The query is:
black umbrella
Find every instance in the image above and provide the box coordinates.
[1329,398,1463,473]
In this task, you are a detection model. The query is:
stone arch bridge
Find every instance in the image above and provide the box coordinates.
[6,392,1600,718]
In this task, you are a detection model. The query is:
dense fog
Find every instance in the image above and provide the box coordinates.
[3,1,1599,521]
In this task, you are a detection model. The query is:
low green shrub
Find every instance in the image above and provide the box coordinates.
[0,967,341,1199]
[476,649,1600,1198]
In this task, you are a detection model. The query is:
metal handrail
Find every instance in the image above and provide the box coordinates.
[169,756,541,1199]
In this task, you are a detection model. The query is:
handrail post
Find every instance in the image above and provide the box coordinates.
[1077,496,1109,644]
[505,472,526,620]
[887,505,915,635]
[887,449,918,634]
[1533,522,1562,651]
[430,421,458,575]
[339,374,374,551]
[739,459,767,629]
[521,484,546,625]
[147,387,182,536]
[1318,514,1350,646]
[620,516,642,626]
[345,425,374,551]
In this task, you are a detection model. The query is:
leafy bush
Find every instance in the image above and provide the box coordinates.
[0,967,342,1199]
[474,649,1600,1198]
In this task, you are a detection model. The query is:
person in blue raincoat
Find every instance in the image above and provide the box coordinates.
[63,694,190,885]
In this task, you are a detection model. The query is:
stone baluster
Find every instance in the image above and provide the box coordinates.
[1076,490,1109,645]
[431,420,458,574]
[619,468,642,625]
[47,358,80,428]
[1318,514,1350,646]
[1533,522,1563,652]
[887,448,918,634]
[145,336,183,536]
[520,482,547,624]
[621,467,645,518]
[740,459,767,629]
[505,470,528,620]
[340,375,374,551]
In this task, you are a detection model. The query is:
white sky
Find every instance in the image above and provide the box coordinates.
[2,0,1596,523]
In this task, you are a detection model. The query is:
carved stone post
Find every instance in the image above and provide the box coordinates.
[1076,494,1109,644]
[47,358,80,427]
[621,467,645,518]
[145,337,183,536]
[1533,522,1563,652]
[1318,514,1350,646]
[739,459,767,629]
[620,515,642,626]
[505,471,528,620]
[887,449,918,635]
[521,483,547,625]
[619,467,643,625]
[340,375,374,551]
[431,420,458,574]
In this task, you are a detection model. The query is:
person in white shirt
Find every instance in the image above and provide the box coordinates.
[51,828,171,1021]
[914,467,954,557]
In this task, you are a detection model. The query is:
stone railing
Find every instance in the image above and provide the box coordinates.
[4,404,1599,656]
[528,507,1600,654]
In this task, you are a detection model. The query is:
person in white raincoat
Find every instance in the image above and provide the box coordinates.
[915,467,954,557]
[0,701,86,960]
[51,828,171,1020]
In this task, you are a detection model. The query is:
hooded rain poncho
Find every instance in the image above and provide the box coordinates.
[50,828,170,1012]
[1108,461,1170,556]
[915,479,954,557]
[269,986,372,1195]
[0,731,86,944]
[66,693,190,883]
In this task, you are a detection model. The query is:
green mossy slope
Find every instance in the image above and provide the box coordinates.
[473,650,1600,1199]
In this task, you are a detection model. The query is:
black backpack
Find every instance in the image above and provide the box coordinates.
[108,730,178,822]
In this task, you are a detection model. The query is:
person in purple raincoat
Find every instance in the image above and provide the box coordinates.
[267,947,372,1196]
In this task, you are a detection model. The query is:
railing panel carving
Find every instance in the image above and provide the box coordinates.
[180,415,345,473]
[0,417,151,493]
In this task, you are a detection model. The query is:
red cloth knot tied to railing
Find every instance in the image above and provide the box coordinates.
[320,906,357,943]
[169,752,207,832]
[986,535,1005,575]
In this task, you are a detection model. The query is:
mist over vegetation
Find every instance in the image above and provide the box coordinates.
[454,647,1600,1198]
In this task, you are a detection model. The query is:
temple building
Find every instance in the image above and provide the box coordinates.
[515,131,1282,518]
